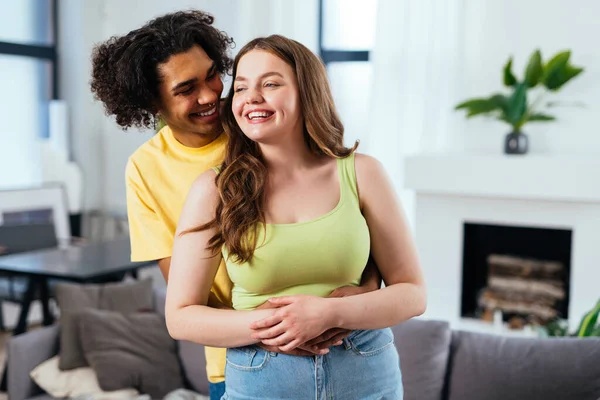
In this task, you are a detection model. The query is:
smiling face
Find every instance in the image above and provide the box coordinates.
[231,50,303,144]
[157,45,224,145]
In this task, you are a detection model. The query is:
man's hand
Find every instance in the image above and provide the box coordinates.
[254,299,329,355]
[305,283,381,350]
[250,295,335,352]
[302,285,376,350]
[329,285,374,298]
[250,280,382,355]
[257,343,321,356]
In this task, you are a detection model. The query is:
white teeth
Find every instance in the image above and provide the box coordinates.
[248,111,272,120]
[197,107,216,117]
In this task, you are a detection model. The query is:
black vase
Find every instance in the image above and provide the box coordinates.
[504,131,528,155]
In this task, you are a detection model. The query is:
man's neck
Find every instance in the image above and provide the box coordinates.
[171,128,222,148]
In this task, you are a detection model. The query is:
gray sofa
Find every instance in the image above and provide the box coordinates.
[8,287,600,400]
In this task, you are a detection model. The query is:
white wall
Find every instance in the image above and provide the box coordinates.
[63,0,600,213]
[58,0,318,214]
[58,0,107,211]
[457,0,600,155]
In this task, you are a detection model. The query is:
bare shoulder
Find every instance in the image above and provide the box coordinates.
[187,169,219,205]
[354,152,386,182]
[176,169,219,233]
[353,153,393,208]
[191,168,218,193]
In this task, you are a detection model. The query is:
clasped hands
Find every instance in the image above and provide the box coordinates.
[251,285,367,356]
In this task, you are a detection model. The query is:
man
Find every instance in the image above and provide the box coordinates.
[90,10,380,400]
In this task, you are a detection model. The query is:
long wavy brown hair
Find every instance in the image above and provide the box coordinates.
[190,35,358,263]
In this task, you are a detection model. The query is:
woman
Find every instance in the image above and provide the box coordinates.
[165,35,426,399]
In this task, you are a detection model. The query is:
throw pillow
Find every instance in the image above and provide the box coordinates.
[154,286,209,394]
[54,278,154,370]
[392,318,452,400]
[30,355,139,399]
[78,308,184,398]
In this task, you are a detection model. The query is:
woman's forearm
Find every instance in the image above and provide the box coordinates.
[166,306,274,348]
[328,283,426,330]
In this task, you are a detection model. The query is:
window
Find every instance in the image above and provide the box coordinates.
[319,0,378,148]
[0,0,58,189]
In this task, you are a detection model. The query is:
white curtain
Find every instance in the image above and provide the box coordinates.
[365,0,465,228]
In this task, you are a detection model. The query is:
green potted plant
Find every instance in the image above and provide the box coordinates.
[539,298,600,338]
[455,49,584,155]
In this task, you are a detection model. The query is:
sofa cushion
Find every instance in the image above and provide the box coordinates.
[30,355,138,399]
[54,279,154,370]
[154,286,209,394]
[27,395,58,400]
[392,318,452,400]
[78,308,184,399]
[448,331,600,400]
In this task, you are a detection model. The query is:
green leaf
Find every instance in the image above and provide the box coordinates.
[455,98,490,110]
[489,94,509,113]
[503,57,518,87]
[542,51,575,90]
[455,97,502,117]
[543,51,570,77]
[576,299,600,337]
[543,318,569,337]
[546,64,584,91]
[524,49,543,87]
[527,113,556,122]
[591,326,600,337]
[505,83,527,126]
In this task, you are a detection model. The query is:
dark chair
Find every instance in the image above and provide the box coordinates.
[0,223,59,331]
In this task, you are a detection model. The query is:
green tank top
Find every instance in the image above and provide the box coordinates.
[221,153,370,310]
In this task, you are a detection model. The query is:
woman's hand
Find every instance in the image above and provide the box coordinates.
[249,295,336,352]
[254,299,329,355]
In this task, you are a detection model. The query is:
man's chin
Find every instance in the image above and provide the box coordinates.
[189,123,223,137]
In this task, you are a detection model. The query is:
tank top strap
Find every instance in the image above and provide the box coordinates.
[336,152,359,203]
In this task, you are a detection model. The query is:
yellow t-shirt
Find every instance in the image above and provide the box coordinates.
[125,126,231,383]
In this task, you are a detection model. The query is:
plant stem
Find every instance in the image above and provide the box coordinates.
[517,89,547,130]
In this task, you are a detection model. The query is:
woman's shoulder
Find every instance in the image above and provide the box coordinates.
[353,152,385,177]
[188,168,219,203]
[352,153,391,205]
[176,169,220,231]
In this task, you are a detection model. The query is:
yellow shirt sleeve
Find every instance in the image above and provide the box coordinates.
[125,159,174,262]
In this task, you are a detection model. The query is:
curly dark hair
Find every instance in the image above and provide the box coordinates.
[90,10,234,129]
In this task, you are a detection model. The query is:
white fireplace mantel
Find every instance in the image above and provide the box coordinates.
[405,153,600,203]
[404,153,600,334]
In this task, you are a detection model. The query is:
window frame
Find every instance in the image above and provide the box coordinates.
[318,0,371,65]
[0,0,59,99]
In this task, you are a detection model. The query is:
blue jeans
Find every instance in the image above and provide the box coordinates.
[223,328,402,400]
[210,381,226,400]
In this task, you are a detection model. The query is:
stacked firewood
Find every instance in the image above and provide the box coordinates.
[478,254,566,324]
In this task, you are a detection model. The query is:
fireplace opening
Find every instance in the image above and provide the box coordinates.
[461,222,572,326]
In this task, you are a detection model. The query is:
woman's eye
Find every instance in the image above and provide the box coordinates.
[234,87,246,93]
[179,87,194,95]
[265,82,279,88]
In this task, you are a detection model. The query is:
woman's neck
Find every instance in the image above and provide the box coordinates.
[259,131,321,173]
